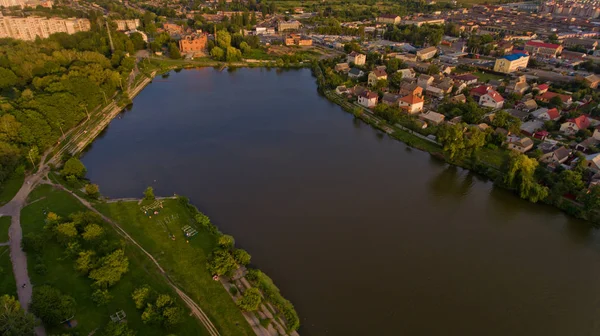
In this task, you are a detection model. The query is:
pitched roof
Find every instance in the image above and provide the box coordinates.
[379,13,400,18]
[484,89,504,102]
[546,108,560,120]
[399,93,424,104]
[536,84,549,91]
[372,69,387,77]
[470,85,491,96]
[567,115,591,130]
[539,91,571,103]
[360,90,378,99]
[417,46,437,54]
[554,146,570,161]
[526,40,561,49]
[349,68,363,75]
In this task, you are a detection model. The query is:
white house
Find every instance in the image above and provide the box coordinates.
[358,90,378,108]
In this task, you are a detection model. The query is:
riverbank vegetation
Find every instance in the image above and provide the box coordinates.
[95,194,300,334]
[313,59,600,224]
[19,184,203,335]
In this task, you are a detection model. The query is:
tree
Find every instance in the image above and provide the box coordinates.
[195,213,211,227]
[30,285,76,326]
[216,30,231,49]
[102,321,136,336]
[82,224,104,241]
[225,46,242,62]
[168,43,181,59]
[233,249,251,265]
[207,249,237,276]
[74,249,95,273]
[91,289,112,306]
[239,41,251,55]
[55,222,78,243]
[427,63,440,75]
[89,249,129,288]
[130,32,147,50]
[132,286,151,309]
[0,68,18,90]
[218,235,235,248]
[144,186,155,201]
[61,157,86,179]
[437,122,467,160]
[504,152,549,203]
[0,295,36,335]
[389,72,403,90]
[210,46,225,60]
[237,288,262,311]
[85,184,100,199]
[549,95,564,109]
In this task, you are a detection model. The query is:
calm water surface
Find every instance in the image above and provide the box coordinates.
[82,68,600,336]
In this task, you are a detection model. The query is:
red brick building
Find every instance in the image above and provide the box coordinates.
[179,35,207,53]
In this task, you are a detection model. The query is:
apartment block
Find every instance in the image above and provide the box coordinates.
[0,16,90,41]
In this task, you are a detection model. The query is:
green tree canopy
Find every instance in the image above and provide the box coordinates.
[0,295,36,335]
[30,285,76,326]
[237,287,262,311]
[89,249,129,288]
[61,157,86,179]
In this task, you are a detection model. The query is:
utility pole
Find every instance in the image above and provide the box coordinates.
[105,17,115,53]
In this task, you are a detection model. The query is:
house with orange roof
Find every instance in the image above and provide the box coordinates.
[560,115,591,135]
[537,91,572,105]
[398,89,424,114]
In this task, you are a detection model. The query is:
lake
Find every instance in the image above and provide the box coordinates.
[82,68,600,336]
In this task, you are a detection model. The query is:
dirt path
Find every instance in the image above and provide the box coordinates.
[42,181,221,336]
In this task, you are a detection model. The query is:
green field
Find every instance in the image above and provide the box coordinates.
[20,185,205,335]
[0,173,24,206]
[95,199,256,336]
[473,71,506,83]
[0,216,10,243]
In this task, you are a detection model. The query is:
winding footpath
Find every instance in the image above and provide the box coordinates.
[0,164,48,336]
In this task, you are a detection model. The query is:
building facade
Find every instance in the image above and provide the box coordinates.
[277,20,300,31]
[0,16,90,41]
[114,19,140,31]
[524,41,563,58]
[179,34,207,53]
[377,14,401,25]
[493,53,530,73]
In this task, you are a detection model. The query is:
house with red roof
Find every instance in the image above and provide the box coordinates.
[358,90,378,108]
[534,83,549,94]
[524,40,563,58]
[537,91,572,105]
[560,115,591,135]
[470,85,504,109]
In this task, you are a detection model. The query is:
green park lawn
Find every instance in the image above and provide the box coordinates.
[95,199,255,336]
[0,216,10,243]
[0,173,24,206]
[20,185,205,335]
[0,244,16,297]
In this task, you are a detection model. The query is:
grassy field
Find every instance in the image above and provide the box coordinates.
[473,71,506,83]
[0,216,10,243]
[0,244,15,297]
[20,185,206,335]
[95,199,256,336]
[0,173,24,206]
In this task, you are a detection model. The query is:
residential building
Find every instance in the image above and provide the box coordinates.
[398,89,424,114]
[540,146,571,165]
[114,19,140,31]
[285,34,312,46]
[519,99,538,111]
[450,94,466,104]
[524,41,562,58]
[560,115,591,135]
[493,53,530,73]
[417,74,434,89]
[576,137,599,153]
[163,23,183,35]
[368,69,388,86]
[277,20,301,31]
[0,16,90,41]
[377,14,401,25]
[397,68,416,79]
[347,51,366,65]
[179,34,207,53]
[334,63,350,73]
[470,85,504,109]
[585,153,600,172]
[348,68,365,79]
[452,73,478,85]
[538,91,572,105]
[382,93,400,106]
[584,74,600,89]
[563,38,598,51]
[505,75,529,94]
[399,81,419,96]
[419,111,445,125]
[507,136,534,153]
[358,90,378,108]
[425,85,444,98]
[534,83,549,94]
[521,120,544,135]
[404,18,445,26]
[416,46,438,61]
[531,107,560,121]
[561,50,586,62]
